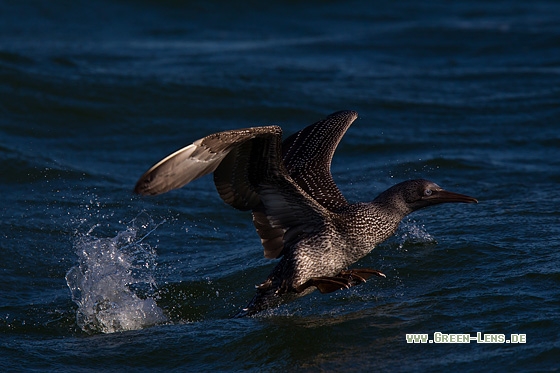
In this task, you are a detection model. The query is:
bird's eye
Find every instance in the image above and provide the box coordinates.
[424,189,433,196]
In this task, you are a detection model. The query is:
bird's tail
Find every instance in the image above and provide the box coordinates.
[231,291,278,318]
[231,295,258,318]
[231,279,290,318]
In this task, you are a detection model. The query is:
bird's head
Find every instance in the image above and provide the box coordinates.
[374,179,478,216]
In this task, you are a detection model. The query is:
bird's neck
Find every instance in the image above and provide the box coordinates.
[371,188,414,218]
[337,202,405,250]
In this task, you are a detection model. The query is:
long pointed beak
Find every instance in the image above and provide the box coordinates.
[427,190,478,204]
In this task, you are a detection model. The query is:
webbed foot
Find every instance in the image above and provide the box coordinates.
[296,268,386,294]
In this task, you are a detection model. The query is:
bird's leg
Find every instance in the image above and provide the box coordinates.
[295,268,386,294]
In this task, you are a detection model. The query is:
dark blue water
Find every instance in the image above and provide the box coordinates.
[2,0,560,371]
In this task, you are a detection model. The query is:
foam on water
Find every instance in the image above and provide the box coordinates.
[66,213,168,334]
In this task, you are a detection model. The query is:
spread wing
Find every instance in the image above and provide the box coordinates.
[134,111,355,260]
[134,125,281,210]
[133,124,328,259]
[282,110,357,211]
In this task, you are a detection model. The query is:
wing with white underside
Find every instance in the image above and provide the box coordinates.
[134,126,281,206]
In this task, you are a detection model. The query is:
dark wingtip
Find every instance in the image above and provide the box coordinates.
[133,173,155,196]
[328,110,358,120]
[133,181,146,196]
[133,183,145,196]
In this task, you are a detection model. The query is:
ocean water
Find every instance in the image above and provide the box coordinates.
[1,0,559,371]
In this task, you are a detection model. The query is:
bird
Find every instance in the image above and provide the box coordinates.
[134,110,477,317]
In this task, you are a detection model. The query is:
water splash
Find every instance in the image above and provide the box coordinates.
[397,219,437,249]
[66,213,168,334]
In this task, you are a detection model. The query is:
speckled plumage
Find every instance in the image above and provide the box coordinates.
[134,110,477,317]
